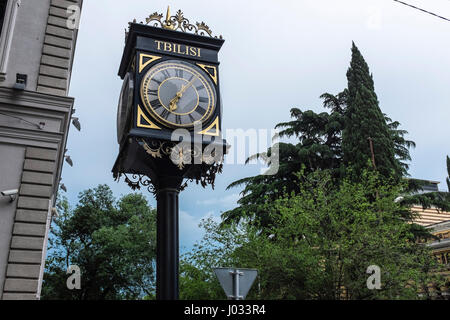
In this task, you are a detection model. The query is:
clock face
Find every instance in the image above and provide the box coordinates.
[140,60,217,128]
[117,72,134,143]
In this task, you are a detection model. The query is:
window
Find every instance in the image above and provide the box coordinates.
[0,1,8,35]
[0,0,20,82]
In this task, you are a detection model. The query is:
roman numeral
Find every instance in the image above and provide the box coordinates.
[160,109,170,119]
[152,78,162,85]
[188,74,194,82]
[196,85,205,91]
[162,69,170,79]
[196,106,207,116]
[175,69,183,78]
[175,115,182,124]
[150,99,163,109]
[148,89,158,96]
[199,97,208,103]
[188,114,196,123]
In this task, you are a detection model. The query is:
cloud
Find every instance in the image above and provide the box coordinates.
[179,210,221,252]
[196,193,240,207]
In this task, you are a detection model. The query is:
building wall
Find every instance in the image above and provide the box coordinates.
[412,205,450,226]
[416,210,450,298]
[0,0,82,300]
[3,0,50,90]
[0,144,25,293]
[0,89,74,300]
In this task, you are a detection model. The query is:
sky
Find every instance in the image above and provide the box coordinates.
[63,0,450,251]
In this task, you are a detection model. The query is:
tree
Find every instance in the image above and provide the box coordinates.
[184,170,446,299]
[224,43,415,227]
[223,91,349,227]
[342,43,402,181]
[41,185,157,300]
[401,156,450,213]
[265,169,445,299]
[180,218,248,300]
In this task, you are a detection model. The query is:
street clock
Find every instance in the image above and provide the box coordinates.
[112,8,227,300]
[115,11,225,147]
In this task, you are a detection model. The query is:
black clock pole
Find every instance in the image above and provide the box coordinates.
[156,175,183,300]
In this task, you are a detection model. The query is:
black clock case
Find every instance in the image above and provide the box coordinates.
[119,23,225,146]
[113,23,227,181]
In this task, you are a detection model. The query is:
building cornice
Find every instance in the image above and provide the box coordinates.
[0,88,74,201]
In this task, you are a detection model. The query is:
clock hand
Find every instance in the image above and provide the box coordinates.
[179,76,197,95]
[169,92,182,111]
[169,76,198,111]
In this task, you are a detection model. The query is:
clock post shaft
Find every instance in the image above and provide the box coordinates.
[156,176,183,300]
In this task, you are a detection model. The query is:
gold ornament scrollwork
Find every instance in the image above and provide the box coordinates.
[141,140,163,158]
[139,139,224,170]
[128,8,222,40]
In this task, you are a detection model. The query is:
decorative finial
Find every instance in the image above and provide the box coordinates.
[165,6,170,23]
[134,8,222,39]
[163,6,174,30]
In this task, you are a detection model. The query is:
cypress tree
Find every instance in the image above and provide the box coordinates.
[342,43,401,180]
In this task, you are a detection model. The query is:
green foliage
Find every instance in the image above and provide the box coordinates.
[400,156,450,213]
[216,42,449,300]
[224,43,415,227]
[342,43,401,180]
[266,169,441,299]
[180,218,247,300]
[184,170,446,300]
[222,93,349,227]
[41,185,157,300]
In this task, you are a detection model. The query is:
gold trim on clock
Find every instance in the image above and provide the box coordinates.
[137,105,161,129]
[139,54,162,73]
[197,116,220,136]
[196,63,218,85]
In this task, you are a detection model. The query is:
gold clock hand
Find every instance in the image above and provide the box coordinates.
[178,76,197,95]
[169,93,181,111]
[169,76,198,111]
